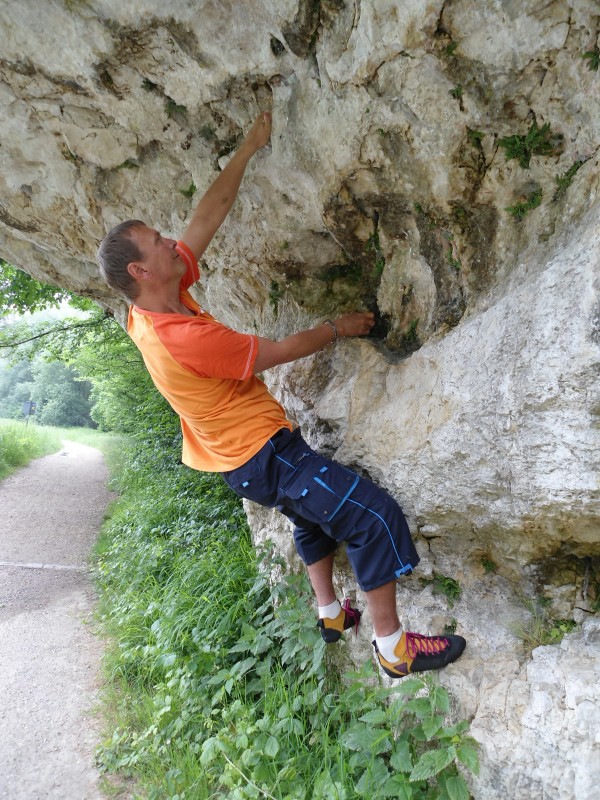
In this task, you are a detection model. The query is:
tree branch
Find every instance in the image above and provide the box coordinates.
[0,315,111,348]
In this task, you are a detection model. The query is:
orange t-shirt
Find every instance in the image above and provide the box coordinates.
[127,241,292,472]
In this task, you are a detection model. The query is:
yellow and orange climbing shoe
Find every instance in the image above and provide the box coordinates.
[317,599,361,643]
[373,632,466,677]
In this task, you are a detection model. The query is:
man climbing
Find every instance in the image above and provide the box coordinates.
[97,111,466,678]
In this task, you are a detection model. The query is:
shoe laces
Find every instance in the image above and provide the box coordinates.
[342,599,360,635]
[405,632,449,658]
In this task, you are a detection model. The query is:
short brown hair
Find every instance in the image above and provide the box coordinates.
[97,219,146,302]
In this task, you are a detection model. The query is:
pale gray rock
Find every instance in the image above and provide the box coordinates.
[1,1,599,797]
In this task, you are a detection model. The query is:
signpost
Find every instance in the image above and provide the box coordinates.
[22,400,36,426]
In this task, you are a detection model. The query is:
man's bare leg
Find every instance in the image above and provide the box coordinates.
[307,557,399,633]
[364,580,400,637]
[306,552,336,606]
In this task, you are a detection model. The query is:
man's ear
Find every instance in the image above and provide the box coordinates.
[127,261,149,280]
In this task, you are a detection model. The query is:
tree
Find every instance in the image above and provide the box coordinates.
[0,260,176,437]
[30,359,93,428]
[0,258,72,316]
[0,358,34,419]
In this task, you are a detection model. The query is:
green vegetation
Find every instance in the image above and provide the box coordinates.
[449,85,463,100]
[480,558,497,574]
[447,248,461,273]
[0,353,94,427]
[165,98,188,119]
[506,188,543,221]
[553,159,587,201]
[95,433,479,798]
[318,262,363,288]
[365,230,385,278]
[115,159,139,170]
[582,47,599,71]
[141,78,159,92]
[401,319,420,348]
[498,121,563,169]
[512,597,577,651]
[179,181,197,199]
[0,419,62,480]
[269,280,283,317]
[0,258,72,315]
[421,573,462,608]
[466,129,484,147]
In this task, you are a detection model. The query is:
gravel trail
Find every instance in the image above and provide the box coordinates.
[0,440,115,800]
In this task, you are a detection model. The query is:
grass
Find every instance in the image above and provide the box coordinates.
[0,419,124,481]
[511,597,577,651]
[93,434,479,798]
[0,419,63,479]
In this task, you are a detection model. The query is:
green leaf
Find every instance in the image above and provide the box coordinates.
[355,758,390,795]
[432,685,451,714]
[381,774,414,799]
[312,771,348,800]
[456,741,480,775]
[446,773,471,800]
[422,714,445,740]
[395,677,425,696]
[390,740,413,773]
[410,748,455,781]
[358,709,389,725]
[264,735,280,758]
[342,723,392,756]
[156,652,177,668]
[404,697,434,718]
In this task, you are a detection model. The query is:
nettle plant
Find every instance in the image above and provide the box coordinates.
[196,566,479,800]
[96,435,479,800]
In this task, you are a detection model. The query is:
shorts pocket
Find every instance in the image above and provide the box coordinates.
[281,456,359,523]
[223,457,278,506]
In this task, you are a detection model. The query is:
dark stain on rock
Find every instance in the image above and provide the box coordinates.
[414,206,466,331]
[282,0,322,57]
[270,37,286,56]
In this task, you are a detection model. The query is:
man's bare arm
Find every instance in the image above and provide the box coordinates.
[253,312,375,373]
[180,112,272,260]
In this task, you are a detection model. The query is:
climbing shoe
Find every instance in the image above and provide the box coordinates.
[317,599,361,643]
[373,631,466,677]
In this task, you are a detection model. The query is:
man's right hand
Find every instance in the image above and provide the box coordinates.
[332,312,375,338]
[253,311,375,374]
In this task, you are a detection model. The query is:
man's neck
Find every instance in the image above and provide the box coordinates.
[133,289,195,316]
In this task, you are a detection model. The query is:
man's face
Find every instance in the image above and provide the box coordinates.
[129,225,186,286]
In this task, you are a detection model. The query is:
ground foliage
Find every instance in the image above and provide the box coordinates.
[0,419,62,479]
[95,425,479,799]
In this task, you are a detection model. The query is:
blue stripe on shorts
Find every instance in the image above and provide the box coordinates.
[221,427,419,591]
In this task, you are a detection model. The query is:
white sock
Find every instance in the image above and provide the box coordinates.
[318,599,341,619]
[375,627,403,662]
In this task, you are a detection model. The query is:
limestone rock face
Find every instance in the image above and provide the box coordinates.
[1,1,599,796]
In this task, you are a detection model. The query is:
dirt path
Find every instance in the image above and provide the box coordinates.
[0,440,115,800]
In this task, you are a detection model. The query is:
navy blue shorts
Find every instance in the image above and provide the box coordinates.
[222,428,419,592]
